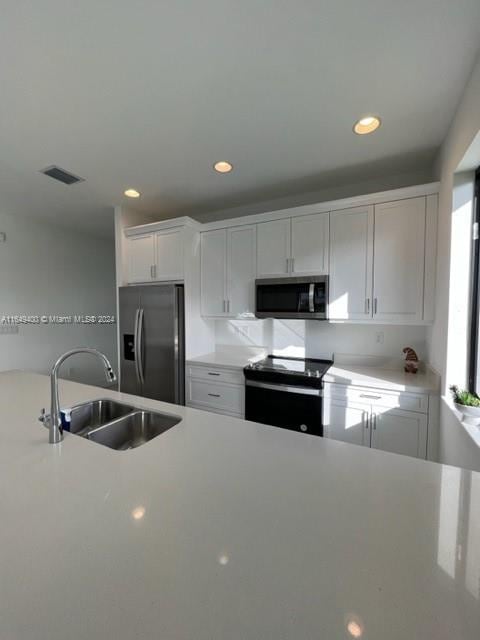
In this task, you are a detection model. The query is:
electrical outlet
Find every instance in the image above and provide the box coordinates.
[375,331,384,345]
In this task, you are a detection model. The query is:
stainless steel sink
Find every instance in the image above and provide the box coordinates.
[87,410,181,450]
[68,399,134,436]
[40,398,181,449]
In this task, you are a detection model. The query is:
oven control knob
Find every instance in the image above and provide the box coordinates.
[315,370,320,377]
[307,370,311,377]
[300,424,308,432]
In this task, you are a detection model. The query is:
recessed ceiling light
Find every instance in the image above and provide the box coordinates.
[347,620,363,638]
[353,115,381,135]
[124,188,140,198]
[214,161,233,174]
[131,506,146,520]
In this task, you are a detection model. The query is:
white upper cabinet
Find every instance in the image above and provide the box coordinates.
[291,213,329,275]
[226,225,257,318]
[201,229,227,317]
[154,228,184,281]
[201,226,257,318]
[329,206,374,320]
[125,188,437,325]
[127,234,155,283]
[256,219,291,277]
[373,197,426,323]
[125,221,195,284]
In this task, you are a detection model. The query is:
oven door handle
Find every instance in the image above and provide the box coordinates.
[309,283,315,313]
[246,380,322,396]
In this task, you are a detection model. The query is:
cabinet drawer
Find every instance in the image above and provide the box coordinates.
[187,378,244,414]
[186,402,243,419]
[324,383,428,414]
[187,365,244,386]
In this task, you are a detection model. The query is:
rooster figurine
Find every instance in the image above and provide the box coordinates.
[403,347,419,374]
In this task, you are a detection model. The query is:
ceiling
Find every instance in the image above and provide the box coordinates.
[0,1,479,237]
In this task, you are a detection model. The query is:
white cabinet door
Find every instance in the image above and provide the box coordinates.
[226,225,256,318]
[373,197,426,323]
[329,206,374,320]
[201,229,227,316]
[291,213,329,275]
[371,407,427,459]
[323,398,370,446]
[155,228,184,281]
[126,234,155,283]
[257,219,291,277]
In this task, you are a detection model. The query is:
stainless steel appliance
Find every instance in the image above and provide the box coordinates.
[255,276,328,319]
[244,355,332,436]
[119,284,185,404]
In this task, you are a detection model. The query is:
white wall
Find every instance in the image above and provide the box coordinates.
[427,51,480,471]
[216,318,427,363]
[0,210,117,386]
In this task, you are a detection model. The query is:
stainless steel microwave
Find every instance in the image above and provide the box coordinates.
[255,276,328,319]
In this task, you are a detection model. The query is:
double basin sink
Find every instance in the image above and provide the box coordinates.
[54,399,181,450]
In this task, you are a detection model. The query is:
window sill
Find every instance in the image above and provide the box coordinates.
[442,396,480,449]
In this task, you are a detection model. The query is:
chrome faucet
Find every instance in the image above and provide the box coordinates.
[42,348,117,444]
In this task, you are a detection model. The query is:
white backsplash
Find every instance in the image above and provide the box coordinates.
[215,319,427,365]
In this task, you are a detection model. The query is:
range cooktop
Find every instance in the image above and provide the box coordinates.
[244,355,333,388]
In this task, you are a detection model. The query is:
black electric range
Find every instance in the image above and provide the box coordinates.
[244,355,333,436]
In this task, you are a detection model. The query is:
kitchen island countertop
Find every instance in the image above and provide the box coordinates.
[0,370,477,640]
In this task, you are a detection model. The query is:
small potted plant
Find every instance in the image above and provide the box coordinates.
[450,385,480,425]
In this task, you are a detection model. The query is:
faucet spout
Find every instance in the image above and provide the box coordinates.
[47,348,117,444]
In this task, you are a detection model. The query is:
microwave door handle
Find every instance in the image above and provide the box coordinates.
[309,283,315,313]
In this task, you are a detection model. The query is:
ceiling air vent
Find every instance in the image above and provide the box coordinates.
[40,165,85,185]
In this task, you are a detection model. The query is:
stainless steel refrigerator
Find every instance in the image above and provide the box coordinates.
[119,284,185,404]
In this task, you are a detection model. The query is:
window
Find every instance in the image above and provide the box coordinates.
[468,166,480,393]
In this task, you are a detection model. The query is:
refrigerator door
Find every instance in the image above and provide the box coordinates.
[119,287,141,396]
[138,284,185,404]
[174,285,186,405]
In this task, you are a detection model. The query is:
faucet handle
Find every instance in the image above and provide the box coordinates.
[38,408,48,424]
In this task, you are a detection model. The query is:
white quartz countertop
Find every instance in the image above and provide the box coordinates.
[324,364,440,394]
[187,346,267,370]
[1,371,477,640]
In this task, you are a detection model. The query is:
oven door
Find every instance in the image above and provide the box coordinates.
[255,276,328,319]
[245,380,323,436]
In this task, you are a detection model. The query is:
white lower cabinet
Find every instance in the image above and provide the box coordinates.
[186,364,244,418]
[371,408,427,458]
[323,399,370,446]
[323,383,429,459]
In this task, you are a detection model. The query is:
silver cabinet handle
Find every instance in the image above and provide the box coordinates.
[365,298,370,314]
[291,257,295,273]
[364,412,369,429]
[208,393,221,398]
[208,372,220,376]
[374,297,378,315]
[373,414,377,430]
[227,300,230,313]
[286,258,290,273]
[360,394,381,400]
[150,264,156,279]
[222,300,226,313]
